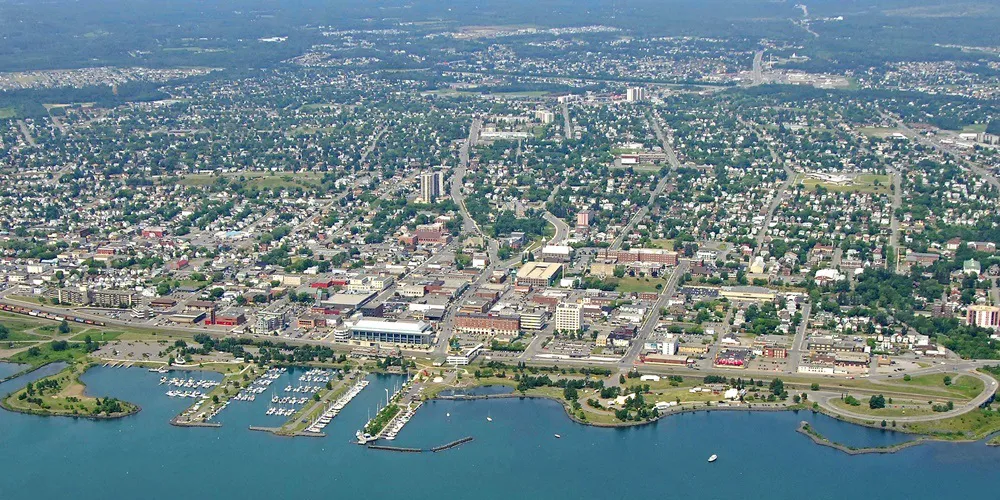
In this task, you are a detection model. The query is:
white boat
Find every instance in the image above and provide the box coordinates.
[708,454,718,463]
[554,434,561,439]
[486,416,492,422]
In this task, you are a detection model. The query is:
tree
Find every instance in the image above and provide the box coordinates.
[903,374,911,382]
[619,374,626,384]
[810,382,820,391]
[869,394,886,409]
[769,378,784,396]
[943,376,952,386]
[58,320,71,334]
[0,323,8,340]
[563,386,578,401]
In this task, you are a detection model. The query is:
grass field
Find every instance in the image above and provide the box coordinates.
[5,341,91,369]
[799,173,891,194]
[615,276,668,294]
[830,398,935,417]
[857,127,906,138]
[900,373,985,399]
[901,408,1000,439]
[0,107,15,119]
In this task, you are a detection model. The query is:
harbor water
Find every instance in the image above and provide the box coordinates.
[2,363,999,500]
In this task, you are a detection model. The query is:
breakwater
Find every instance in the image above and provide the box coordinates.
[365,436,474,453]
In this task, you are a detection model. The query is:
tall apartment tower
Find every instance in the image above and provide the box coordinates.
[626,87,646,102]
[420,171,445,203]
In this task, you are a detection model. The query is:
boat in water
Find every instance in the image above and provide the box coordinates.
[708,454,718,463]
[554,434,561,439]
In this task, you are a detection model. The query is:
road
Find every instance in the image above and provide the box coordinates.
[882,111,1000,190]
[609,113,680,249]
[887,166,903,269]
[786,301,811,374]
[742,117,795,255]
[543,211,571,245]
[560,102,573,139]
[814,365,997,423]
[617,260,690,370]
[751,50,765,86]
[452,118,484,236]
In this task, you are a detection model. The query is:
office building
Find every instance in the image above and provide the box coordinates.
[554,301,583,333]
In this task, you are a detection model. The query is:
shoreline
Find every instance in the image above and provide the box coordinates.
[795,421,929,455]
[435,391,801,428]
[0,361,141,420]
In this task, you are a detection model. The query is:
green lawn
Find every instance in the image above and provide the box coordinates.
[70,330,123,342]
[830,398,934,417]
[0,107,15,119]
[799,173,891,194]
[902,409,1000,440]
[615,277,667,294]
[899,373,984,399]
[5,341,91,369]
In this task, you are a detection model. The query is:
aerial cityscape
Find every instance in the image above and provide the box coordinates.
[2,0,1000,498]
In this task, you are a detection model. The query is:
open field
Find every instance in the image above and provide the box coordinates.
[830,398,936,418]
[615,276,669,293]
[857,126,906,138]
[901,373,984,399]
[799,173,891,194]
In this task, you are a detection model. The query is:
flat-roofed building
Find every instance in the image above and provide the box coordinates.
[968,305,1000,330]
[455,313,520,336]
[349,318,433,345]
[516,262,563,287]
[520,311,545,330]
[720,285,776,303]
[554,301,583,333]
[91,289,137,308]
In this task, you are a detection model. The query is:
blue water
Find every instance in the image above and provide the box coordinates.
[0,361,28,380]
[1,364,999,499]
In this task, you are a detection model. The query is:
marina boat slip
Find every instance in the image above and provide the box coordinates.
[304,379,369,434]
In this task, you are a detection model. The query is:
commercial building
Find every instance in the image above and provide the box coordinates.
[968,305,1000,330]
[516,262,563,287]
[554,301,583,333]
[598,248,678,266]
[720,286,777,303]
[541,245,572,263]
[455,313,520,336]
[520,311,545,330]
[255,310,286,334]
[349,318,433,346]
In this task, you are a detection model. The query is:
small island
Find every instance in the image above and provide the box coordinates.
[1,340,139,419]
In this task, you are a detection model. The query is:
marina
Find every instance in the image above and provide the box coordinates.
[303,378,370,434]
[2,365,1000,500]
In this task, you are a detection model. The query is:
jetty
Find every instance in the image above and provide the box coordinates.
[364,436,474,454]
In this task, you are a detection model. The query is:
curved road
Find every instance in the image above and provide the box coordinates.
[813,367,997,423]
